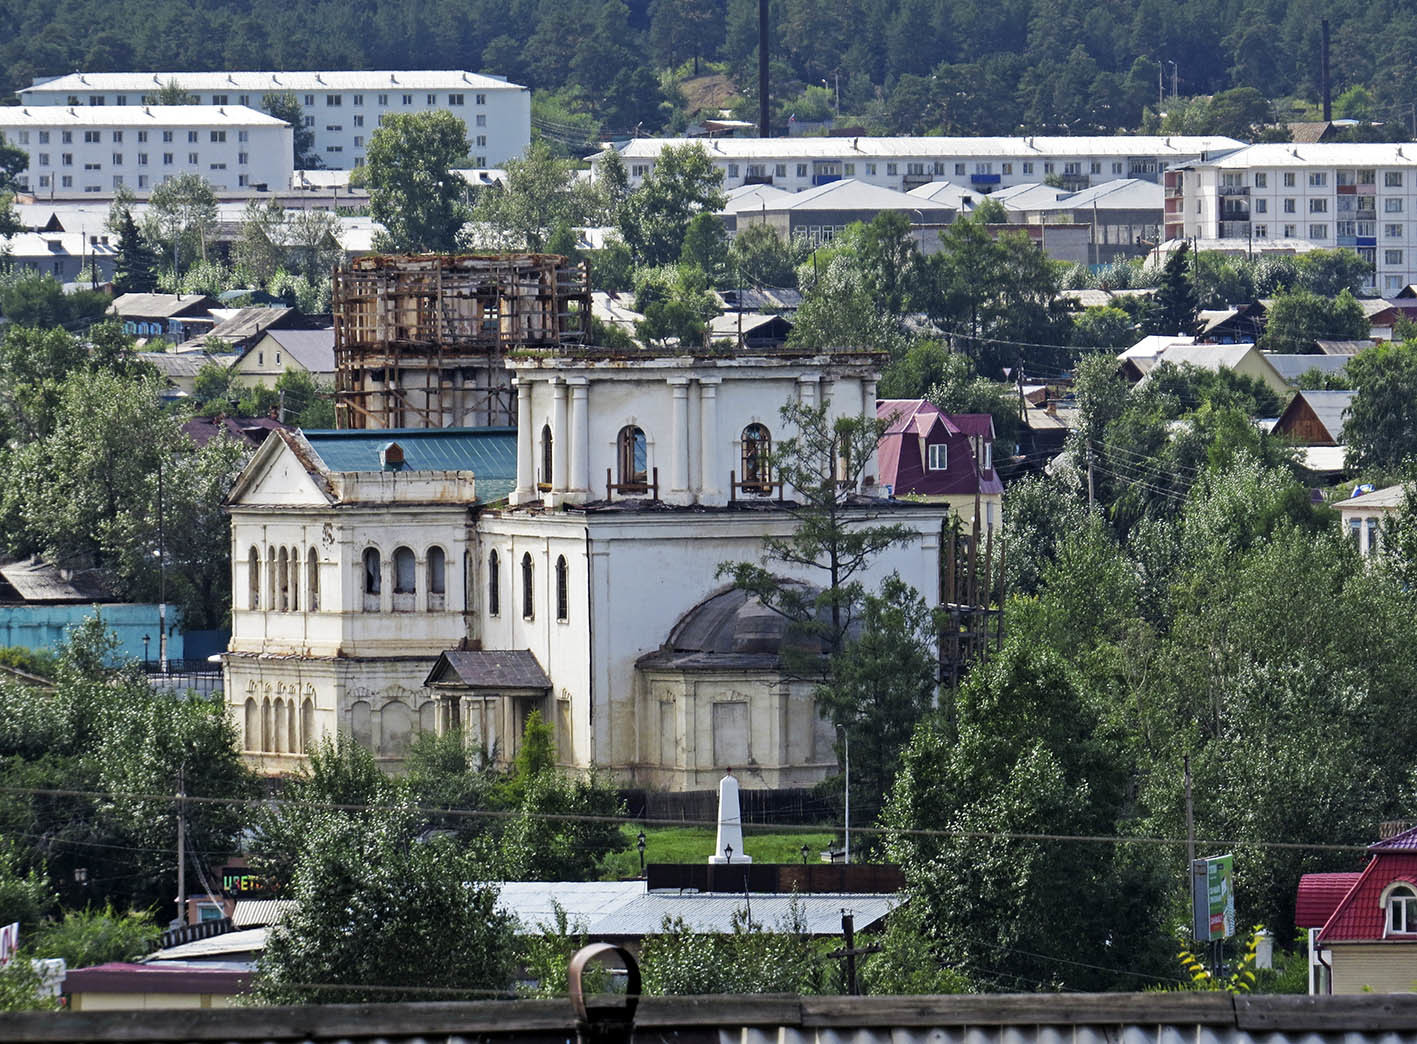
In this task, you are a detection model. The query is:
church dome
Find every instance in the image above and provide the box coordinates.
[644,584,831,669]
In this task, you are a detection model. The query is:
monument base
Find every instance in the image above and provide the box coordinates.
[708,855,753,864]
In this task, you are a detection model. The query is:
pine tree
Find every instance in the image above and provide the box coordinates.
[112,211,158,295]
[1145,242,1199,336]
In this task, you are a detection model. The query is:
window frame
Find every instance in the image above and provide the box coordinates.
[555,555,569,622]
[927,443,948,471]
[521,553,535,621]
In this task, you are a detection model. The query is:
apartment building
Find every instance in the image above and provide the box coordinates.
[1176,143,1417,293]
[595,135,1245,195]
[20,71,530,170]
[0,106,292,198]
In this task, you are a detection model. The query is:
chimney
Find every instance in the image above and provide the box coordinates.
[380,442,405,470]
[758,0,770,138]
[1321,20,1332,122]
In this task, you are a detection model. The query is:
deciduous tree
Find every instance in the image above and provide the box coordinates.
[366,111,471,253]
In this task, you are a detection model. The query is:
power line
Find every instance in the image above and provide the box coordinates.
[0,784,1370,854]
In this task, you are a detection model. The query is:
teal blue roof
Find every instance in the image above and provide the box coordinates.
[301,428,518,503]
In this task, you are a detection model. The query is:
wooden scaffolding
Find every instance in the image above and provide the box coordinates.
[331,253,592,430]
[939,496,1005,691]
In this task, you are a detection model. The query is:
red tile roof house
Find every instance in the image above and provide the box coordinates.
[876,400,1003,530]
[1297,825,1417,994]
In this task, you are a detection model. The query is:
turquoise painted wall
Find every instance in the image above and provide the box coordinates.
[0,603,186,664]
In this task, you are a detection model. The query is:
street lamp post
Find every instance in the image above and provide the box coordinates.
[636,830,647,874]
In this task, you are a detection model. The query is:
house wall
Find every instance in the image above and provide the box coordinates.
[0,602,185,663]
[1326,943,1417,994]
[229,333,310,390]
[0,107,292,197]
[1275,401,1335,445]
[1337,503,1396,556]
[67,990,240,1011]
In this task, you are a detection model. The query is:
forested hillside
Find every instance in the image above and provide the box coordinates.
[1,0,1415,140]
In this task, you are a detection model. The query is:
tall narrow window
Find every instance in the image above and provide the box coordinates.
[288,546,298,612]
[307,548,319,611]
[521,553,535,620]
[363,548,382,594]
[741,424,771,492]
[488,550,500,616]
[428,546,446,610]
[555,555,569,621]
[248,547,260,609]
[539,424,553,490]
[616,426,647,489]
[278,547,290,611]
[393,546,416,593]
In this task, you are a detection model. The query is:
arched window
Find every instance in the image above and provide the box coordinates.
[616,425,647,490]
[274,697,288,752]
[300,698,315,754]
[288,546,299,612]
[488,550,500,616]
[363,548,382,607]
[540,424,553,491]
[428,546,446,610]
[1390,884,1417,934]
[277,548,290,611]
[267,548,278,611]
[247,547,261,609]
[307,548,320,611]
[244,697,259,751]
[393,546,416,593]
[521,552,534,620]
[741,423,771,493]
[555,555,569,622]
[261,697,273,753]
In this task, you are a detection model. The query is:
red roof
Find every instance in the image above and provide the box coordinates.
[1296,873,1362,927]
[1317,852,1417,943]
[63,962,251,995]
[875,399,1001,500]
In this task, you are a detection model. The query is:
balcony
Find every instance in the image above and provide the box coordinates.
[1218,185,1250,197]
[970,172,1002,185]
[811,174,841,186]
[1219,221,1251,238]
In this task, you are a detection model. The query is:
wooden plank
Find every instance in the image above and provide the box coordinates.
[1236,993,1417,1032]
[800,993,1237,1027]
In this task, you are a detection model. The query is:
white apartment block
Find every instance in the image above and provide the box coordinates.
[0,106,292,199]
[596,135,1245,195]
[20,71,531,170]
[1176,143,1417,294]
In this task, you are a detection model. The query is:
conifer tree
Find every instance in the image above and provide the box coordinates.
[1145,242,1199,336]
[112,211,158,295]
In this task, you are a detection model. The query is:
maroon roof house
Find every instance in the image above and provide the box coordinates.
[876,400,1002,521]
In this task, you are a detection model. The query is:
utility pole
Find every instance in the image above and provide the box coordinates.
[157,458,167,673]
[1184,754,1195,870]
[174,766,186,929]
[758,0,770,138]
[828,910,881,995]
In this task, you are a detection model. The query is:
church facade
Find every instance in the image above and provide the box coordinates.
[222,346,955,790]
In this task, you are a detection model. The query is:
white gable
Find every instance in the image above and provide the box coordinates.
[230,438,332,507]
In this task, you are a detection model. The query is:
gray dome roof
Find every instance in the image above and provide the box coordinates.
[658,585,830,659]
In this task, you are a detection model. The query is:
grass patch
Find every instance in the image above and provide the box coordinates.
[599,825,837,879]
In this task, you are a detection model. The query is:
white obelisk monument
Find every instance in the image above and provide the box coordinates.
[709,770,751,864]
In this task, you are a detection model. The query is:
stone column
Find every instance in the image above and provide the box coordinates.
[669,378,690,500]
[551,379,569,500]
[512,378,535,505]
[699,378,721,503]
[860,377,879,493]
[798,374,818,407]
[568,377,590,501]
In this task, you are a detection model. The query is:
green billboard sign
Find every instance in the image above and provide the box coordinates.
[1191,854,1235,941]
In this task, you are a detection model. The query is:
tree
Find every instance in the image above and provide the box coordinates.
[718,399,914,652]
[0,844,53,928]
[0,192,20,240]
[275,369,337,429]
[813,573,941,827]
[729,224,807,290]
[154,80,197,104]
[1071,305,1140,348]
[366,112,471,253]
[112,210,159,295]
[233,197,288,283]
[1260,290,1369,354]
[640,906,829,995]
[252,801,516,1004]
[28,906,160,967]
[619,143,726,266]
[261,92,318,170]
[145,174,218,275]
[284,209,344,283]
[1344,339,1417,471]
[596,148,630,227]
[0,140,28,192]
[679,211,730,283]
[469,142,602,251]
[633,264,717,348]
[1145,243,1199,336]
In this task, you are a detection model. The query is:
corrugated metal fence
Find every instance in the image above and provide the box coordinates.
[12,993,1417,1044]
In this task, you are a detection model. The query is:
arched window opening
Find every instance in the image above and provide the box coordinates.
[300,698,315,754]
[393,546,416,593]
[274,697,288,752]
[539,424,553,491]
[616,425,647,491]
[521,552,534,620]
[362,548,382,611]
[488,550,501,616]
[428,546,446,610]
[267,549,278,612]
[1390,884,1417,934]
[741,423,772,493]
[286,700,297,754]
[288,546,299,612]
[307,548,320,611]
[247,547,261,609]
[244,697,259,751]
[277,548,290,611]
[555,555,569,622]
[261,697,273,753]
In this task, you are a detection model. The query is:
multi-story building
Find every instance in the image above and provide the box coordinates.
[20,71,530,170]
[1176,143,1417,293]
[596,135,1244,195]
[0,105,292,198]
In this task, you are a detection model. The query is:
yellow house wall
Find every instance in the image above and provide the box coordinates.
[67,989,237,1010]
[229,334,310,391]
[1327,943,1417,994]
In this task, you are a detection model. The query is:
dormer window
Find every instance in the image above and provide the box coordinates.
[927,443,948,471]
[1389,884,1417,934]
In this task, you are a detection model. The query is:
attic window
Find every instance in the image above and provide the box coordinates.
[927,443,948,471]
[380,442,404,470]
[1389,884,1417,934]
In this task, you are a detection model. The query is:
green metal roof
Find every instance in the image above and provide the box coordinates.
[301,428,517,503]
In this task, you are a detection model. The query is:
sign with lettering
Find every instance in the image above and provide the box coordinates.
[1191,854,1235,941]
[221,866,275,898]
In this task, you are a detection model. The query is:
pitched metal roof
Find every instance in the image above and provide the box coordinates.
[767,179,952,213]
[260,328,336,374]
[231,899,296,929]
[23,70,522,94]
[587,892,900,937]
[426,649,551,690]
[1336,484,1406,511]
[613,135,1243,161]
[301,427,517,487]
[108,293,215,319]
[1296,872,1363,927]
[0,105,287,128]
[495,881,644,932]
[1265,354,1348,383]
[1373,824,1417,851]
[1318,851,1417,944]
[1289,389,1355,442]
[1205,142,1417,169]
